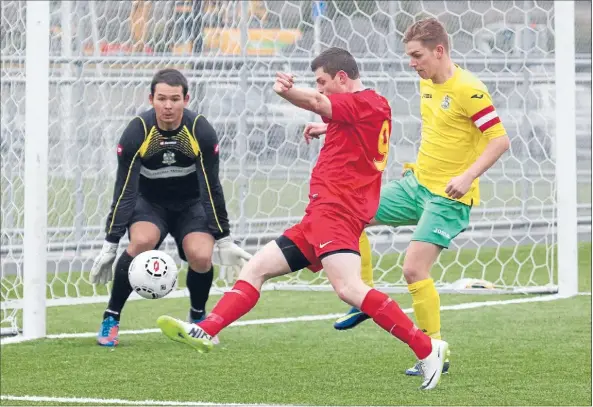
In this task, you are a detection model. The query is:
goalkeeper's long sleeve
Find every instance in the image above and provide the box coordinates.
[192,115,230,240]
[104,117,145,244]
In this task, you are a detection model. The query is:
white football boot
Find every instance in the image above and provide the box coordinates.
[417,338,449,390]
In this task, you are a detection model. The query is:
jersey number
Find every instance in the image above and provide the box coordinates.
[373,120,391,172]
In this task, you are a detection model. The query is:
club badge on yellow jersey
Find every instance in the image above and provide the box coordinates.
[441,95,451,110]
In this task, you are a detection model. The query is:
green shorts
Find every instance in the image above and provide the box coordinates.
[374,171,471,248]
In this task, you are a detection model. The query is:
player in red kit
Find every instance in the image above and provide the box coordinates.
[156,48,449,390]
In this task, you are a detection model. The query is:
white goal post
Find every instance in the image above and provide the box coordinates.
[554,0,579,298]
[22,0,50,340]
[1,1,589,340]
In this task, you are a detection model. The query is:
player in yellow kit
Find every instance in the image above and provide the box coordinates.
[332,18,510,375]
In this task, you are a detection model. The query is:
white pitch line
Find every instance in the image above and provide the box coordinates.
[0,394,296,406]
[2,293,588,345]
[1,294,590,406]
[0,395,388,407]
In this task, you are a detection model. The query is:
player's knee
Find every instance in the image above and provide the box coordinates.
[333,281,360,305]
[127,236,160,256]
[402,264,429,284]
[334,285,350,303]
[181,232,215,272]
[128,222,161,255]
[185,251,212,273]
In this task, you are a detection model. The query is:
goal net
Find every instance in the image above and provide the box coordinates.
[1,1,591,335]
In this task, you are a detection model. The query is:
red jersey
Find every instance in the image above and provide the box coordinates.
[307,89,392,223]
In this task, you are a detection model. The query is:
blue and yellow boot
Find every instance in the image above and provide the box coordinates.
[333,306,371,330]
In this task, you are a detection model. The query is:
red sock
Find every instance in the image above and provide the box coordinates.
[198,280,260,336]
[361,289,432,360]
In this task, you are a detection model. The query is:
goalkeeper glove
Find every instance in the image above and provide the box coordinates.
[212,236,252,273]
[90,241,118,285]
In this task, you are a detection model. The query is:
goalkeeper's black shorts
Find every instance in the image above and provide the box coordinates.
[127,195,210,260]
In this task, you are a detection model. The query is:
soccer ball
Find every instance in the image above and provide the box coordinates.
[128,250,179,299]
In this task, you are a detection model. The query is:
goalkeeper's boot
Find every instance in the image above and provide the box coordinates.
[157,315,214,353]
[417,338,449,390]
[97,315,119,347]
[187,309,220,345]
[333,306,371,330]
[406,348,450,376]
[188,308,206,324]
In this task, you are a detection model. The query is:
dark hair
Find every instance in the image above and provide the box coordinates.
[310,47,360,79]
[403,18,450,52]
[150,68,188,96]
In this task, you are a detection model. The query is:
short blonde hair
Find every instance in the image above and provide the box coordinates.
[403,18,450,52]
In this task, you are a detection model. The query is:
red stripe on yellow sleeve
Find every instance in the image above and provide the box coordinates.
[479,116,501,132]
[471,105,495,121]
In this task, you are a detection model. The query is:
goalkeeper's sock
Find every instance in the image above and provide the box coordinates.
[198,279,260,337]
[361,288,432,360]
[359,231,374,287]
[408,278,441,339]
[104,251,134,321]
[186,266,214,320]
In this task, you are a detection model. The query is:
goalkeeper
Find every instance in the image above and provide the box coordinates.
[306,18,510,374]
[90,68,251,347]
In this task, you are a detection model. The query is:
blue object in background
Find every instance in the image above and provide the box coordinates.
[312,1,327,19]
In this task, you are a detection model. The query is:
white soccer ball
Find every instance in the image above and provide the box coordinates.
[128,250,179,299]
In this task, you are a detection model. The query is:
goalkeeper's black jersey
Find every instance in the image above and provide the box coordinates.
[104,108,229,243]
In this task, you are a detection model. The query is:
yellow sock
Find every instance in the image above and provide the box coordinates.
[408,278,441,339]
[359,231,374,288]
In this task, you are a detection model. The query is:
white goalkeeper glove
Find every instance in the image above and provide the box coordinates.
[90,241,118,285]
[212,236,252,272]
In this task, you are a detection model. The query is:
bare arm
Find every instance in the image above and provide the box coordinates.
[465,135,510,179]
[273,72,332,118]
[445,135,510,199]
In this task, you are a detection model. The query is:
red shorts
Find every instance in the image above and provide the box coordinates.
[282,208,365,272]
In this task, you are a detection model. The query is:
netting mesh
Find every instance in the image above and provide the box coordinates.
[1,1,591,333]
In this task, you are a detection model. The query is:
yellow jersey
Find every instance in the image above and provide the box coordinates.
[405,65,507,206]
